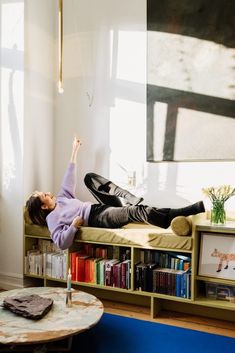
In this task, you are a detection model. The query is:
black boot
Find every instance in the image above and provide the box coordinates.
[147,201,205,229]
[168,201,205,224]
[84,172,143,207]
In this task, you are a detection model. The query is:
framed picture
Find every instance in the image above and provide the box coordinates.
[198,233,235,280]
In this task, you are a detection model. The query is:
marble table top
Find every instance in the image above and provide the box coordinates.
[0,287,104,345]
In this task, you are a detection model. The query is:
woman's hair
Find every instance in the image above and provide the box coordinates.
[26,195,51,226]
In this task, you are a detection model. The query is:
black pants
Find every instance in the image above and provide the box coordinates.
[85,173,205,229]
[88,204,170,229]
[84,172,143,206]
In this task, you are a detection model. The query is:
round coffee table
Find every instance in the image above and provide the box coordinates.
[0,287,103,351]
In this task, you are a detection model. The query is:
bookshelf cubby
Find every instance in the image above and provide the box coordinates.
[193,222,235,320]
[23,221,235,322]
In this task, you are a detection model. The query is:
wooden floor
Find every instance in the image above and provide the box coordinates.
[102,300,235,338]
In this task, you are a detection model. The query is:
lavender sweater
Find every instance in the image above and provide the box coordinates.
[46,163,92,250]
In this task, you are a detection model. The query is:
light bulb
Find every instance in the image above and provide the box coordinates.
[58,81,64,94]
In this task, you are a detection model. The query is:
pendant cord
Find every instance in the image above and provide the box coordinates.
[58,0,64,93]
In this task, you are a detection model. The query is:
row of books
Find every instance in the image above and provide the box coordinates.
[70,251,131,289]
[75,244,131,262]
[153,268,191,298]
[135,262,191,298]
[139,250,191,271]
[25,241,191,297]
[74,245,191,275]
[37,239,59,253]
[24,240,67,279]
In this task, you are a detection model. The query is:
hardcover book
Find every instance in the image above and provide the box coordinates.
[105,259,120,286]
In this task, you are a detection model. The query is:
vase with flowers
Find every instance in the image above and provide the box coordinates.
[202,185,235,225]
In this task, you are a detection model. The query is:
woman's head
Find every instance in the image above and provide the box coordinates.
[26,191,56,226]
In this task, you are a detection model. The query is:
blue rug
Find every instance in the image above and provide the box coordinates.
[71,313,235,353]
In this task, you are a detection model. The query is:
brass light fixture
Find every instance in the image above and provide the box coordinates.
[58,0,64,93]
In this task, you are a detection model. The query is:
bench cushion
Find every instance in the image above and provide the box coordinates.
[76,224,192,250]
[25,222,192,251]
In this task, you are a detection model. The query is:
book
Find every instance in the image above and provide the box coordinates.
[153,268,189,297]
[135,263,147,291]
[105,259,119,286]
[113,262,122,288]
[120,259,131,289]
[145,263,157,292]
[99,259,109,285]
[93,258,102,284]
[84,257,95,282]
[125,260,131,289]
[70,251,79,280]
[76,255,89,282]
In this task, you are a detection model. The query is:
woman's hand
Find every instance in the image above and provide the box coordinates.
[72,216,84,229]
[70,137,82,163]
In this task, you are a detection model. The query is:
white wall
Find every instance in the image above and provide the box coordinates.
[0,0,25,288]
[55,0,147,202]
[55,0,235,214]
[24,0,56,197]
[0,0,55,289]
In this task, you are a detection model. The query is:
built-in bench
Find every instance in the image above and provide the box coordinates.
[24,209,194,251]
[24,211,220,322]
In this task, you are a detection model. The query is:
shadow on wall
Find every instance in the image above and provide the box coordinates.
[147,0,235,162]
[1,42,23,195]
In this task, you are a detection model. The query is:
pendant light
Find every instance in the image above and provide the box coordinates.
[58,0,64,93]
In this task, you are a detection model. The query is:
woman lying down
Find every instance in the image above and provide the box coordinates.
[26,137,205,250]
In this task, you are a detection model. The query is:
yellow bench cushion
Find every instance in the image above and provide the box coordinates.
[76,224,192,250]
[25,222,192,251]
